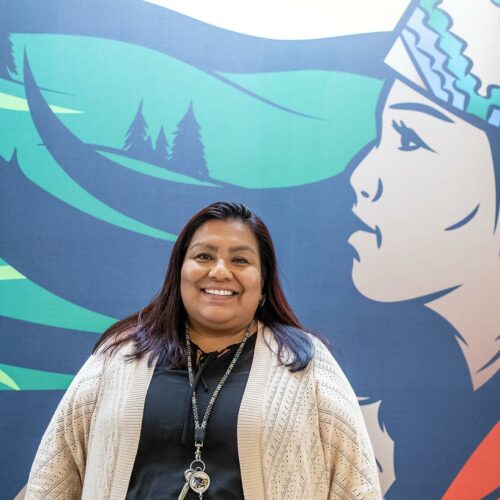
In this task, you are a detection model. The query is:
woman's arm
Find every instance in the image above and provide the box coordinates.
[312,339,382,499]
[24,354,105,500]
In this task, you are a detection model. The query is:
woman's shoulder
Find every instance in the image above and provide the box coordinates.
[276,328,356,397]
[309,336,351,386]
[66,342,129,391]
[69,337,141,396]
[267,323,333,357]
[306,335,365,422]
[93,328,138,360]
[262,325,365,426]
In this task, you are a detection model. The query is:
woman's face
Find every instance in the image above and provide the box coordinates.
[181,218,263,334]
[349,79,498,302]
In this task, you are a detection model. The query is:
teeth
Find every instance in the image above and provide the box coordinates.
[204,289,235,296]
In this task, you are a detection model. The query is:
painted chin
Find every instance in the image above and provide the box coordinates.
[351,261,391,302]
[348,230,381,263]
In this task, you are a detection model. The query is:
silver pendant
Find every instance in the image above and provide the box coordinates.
[189,470,210,494]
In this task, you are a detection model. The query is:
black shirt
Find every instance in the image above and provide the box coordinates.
[126,334,256,499]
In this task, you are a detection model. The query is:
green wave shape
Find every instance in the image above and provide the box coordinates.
[0,263,115,332]
[8,34,382,188]
[0,363,73,391]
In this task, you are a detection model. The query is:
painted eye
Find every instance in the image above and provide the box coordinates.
[391,120,435,152]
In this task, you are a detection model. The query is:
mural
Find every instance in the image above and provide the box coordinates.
[0,0,498,498]
[347,1,500,497]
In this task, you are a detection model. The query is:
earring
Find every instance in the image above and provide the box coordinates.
[259,295,266,308]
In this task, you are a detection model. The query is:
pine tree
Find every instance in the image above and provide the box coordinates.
[0,32,17,79]
[169,102,208,179]
[123,100,154,162]
[145,136,153,162]
[152,126,170,167]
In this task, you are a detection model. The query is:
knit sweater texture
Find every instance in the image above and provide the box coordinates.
[25,324,381,499]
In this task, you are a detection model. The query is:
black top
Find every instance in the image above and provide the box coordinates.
[126,334,256,500]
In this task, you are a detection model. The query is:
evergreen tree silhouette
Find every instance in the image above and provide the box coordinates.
[170,102,208,179]
[123,100,154,162]
[0,31,17,79]
[145,136,153,160]
[153,126,170,167]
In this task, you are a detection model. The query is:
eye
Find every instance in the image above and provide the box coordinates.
[195,253,213,261]
[233,257,250,265]
[391,120,435,153]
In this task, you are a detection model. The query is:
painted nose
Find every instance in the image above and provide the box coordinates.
[208,259,232,280]
[350,150,384,204]
[358,178,383,202]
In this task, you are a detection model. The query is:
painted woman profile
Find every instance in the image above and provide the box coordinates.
[348,0,500,497]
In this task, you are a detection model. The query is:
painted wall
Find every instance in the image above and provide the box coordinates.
[1,1,498,498]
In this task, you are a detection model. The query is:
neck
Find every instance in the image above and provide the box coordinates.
[426,264,500,391]
[188,321,255,353]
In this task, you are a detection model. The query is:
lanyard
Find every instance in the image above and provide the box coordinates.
[178,320,254,500]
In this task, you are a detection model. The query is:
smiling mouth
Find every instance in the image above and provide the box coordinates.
[202,288,237,297]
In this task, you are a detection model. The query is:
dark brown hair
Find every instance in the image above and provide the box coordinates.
[93,201,315,371]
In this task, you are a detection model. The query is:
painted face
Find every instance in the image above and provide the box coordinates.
[181,219,263,334]
[349,79,498,302]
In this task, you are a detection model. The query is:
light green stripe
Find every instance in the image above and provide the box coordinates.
[0,369,20,390]
[0,91,82,114]
[0,265,26,280]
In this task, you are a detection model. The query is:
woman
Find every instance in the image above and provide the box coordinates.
[348,1,500,497]
[25,201,380,499]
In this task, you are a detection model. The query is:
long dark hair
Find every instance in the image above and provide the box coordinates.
[93,201,316,371]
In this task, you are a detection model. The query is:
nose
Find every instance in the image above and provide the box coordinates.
[208,258,232,280]
[350,147,384,204]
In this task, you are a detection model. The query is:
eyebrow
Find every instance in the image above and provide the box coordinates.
[190,243,257,254]
[389,102,454,123]
[229,245,257,254]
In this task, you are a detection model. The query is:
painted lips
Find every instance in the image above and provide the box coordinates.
[350,215,383,253]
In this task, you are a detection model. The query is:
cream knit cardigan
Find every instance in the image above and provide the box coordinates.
[25,324,381,499]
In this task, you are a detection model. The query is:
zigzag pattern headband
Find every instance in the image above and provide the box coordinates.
[397,0,500,127]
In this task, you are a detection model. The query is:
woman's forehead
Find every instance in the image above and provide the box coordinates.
[190,219,258,247]
[386,80,462,126]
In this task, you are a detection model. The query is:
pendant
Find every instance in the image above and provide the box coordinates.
[189,470,210,494]
[187,442,210,497]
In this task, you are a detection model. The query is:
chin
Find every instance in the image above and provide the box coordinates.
[201,315,235,327]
